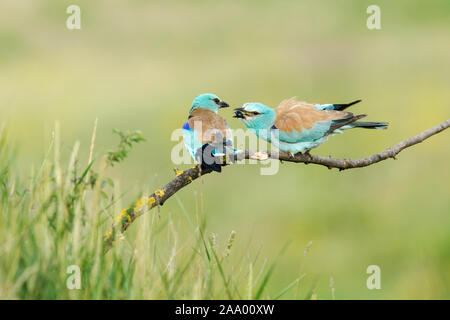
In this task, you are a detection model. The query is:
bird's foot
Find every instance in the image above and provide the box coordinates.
[297,150,312,164]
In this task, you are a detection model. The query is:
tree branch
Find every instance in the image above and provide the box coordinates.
[104,119,450,251]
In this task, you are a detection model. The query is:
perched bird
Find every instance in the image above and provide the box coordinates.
[182,93,238,172]
[233,98,388,156]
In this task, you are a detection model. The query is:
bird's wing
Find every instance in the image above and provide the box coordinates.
[273,98,362,142]
[187,109,232,146]
[182,124,201,159]
[275,97,317,113]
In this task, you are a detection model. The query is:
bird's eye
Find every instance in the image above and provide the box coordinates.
[213,98,220,104]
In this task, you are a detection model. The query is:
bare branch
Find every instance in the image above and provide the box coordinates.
[104,119,449,251]
[255,119,450,170]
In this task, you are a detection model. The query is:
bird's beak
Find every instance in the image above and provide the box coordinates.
[233,107,245,119]
[219,100,229,108]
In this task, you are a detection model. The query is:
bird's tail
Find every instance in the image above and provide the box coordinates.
[195,144,222,172]
[332,99,362,111]
[351,121,389,129]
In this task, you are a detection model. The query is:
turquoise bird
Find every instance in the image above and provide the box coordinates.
[182,93,238,172]
[233,98,388,156]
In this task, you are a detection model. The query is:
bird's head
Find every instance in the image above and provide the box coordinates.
[190,93,229,114]
[233,102,276,129]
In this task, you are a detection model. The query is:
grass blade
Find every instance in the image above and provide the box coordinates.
[254,240,291,300]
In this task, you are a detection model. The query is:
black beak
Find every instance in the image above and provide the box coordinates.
[233,107,245,119]
[219,100,229,108]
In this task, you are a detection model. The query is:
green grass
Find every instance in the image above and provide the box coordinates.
[0,125,309,299]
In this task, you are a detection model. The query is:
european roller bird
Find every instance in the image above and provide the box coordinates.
[182,93,238,172]
[233,98,388,156]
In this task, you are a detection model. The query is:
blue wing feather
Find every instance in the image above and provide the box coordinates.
[182,121,191,130]
[276,121,332,143]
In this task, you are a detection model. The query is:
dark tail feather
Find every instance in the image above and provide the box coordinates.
[352,121,389,129]
[327,114,366,134]
[333,99,362,111]
[195,144,222,172]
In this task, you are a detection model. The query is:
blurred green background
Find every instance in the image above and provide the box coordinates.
[1,0,449,299]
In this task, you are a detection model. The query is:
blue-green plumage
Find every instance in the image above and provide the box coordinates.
[189,93,227,114]
[182,121,204,159]
[234,98,388,155]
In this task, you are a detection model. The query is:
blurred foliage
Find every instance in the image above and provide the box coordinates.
[0,129,291,299]
[0,0,449,299]
[106,129,145,166]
